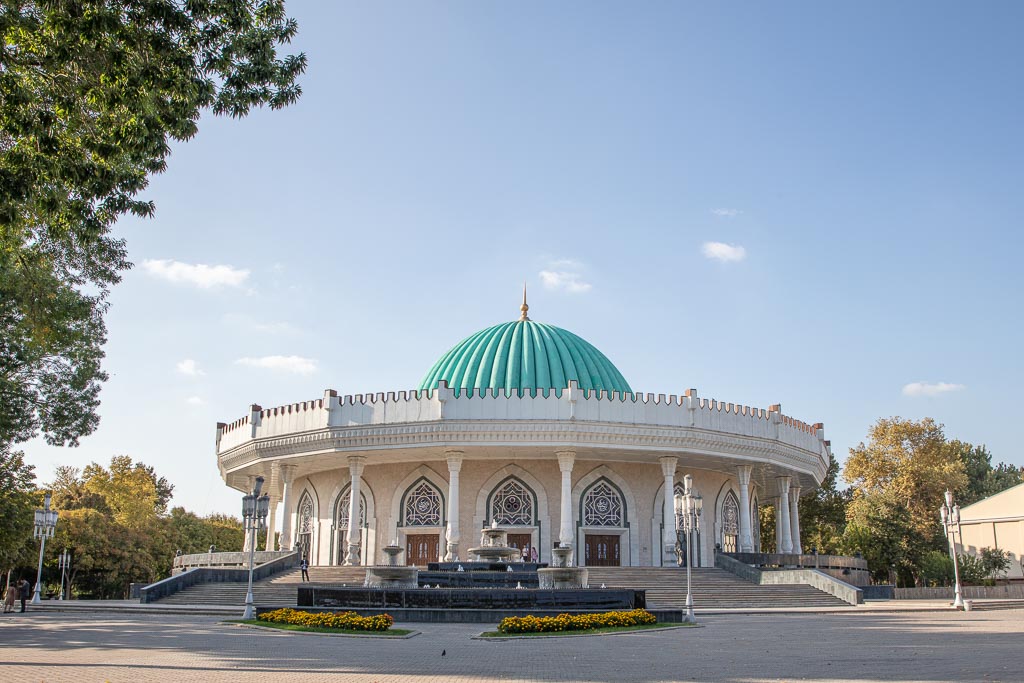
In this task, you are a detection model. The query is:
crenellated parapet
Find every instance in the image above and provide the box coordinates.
[216,381,831,484]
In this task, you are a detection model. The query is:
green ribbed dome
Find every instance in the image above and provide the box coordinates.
[418,317,632,396]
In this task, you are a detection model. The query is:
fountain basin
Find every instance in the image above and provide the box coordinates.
[537,567,589,589]
[364,566,419,588]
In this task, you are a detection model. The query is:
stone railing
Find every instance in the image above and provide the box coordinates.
[895,585,1024,600]
[140,551,299,603]
[172,550,292,574]
[726,552,871,587]
[716,552,863,605]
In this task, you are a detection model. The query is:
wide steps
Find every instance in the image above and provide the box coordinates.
[586,567,851,609]
[154,566,850,609]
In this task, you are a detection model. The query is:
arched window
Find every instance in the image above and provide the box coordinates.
[336,487,366,530]
[582,480,624,527]
[721,491,739,553]
[298,492,314,534]
[490,479,535,526]
[403,480,442,526]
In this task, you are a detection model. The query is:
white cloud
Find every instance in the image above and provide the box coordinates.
[186,396,205,406]
[235,355,318,375]
[711,208,742,218]
[176,359,205,377]
[702,241,747,263]
[142,259,250,289]
[902,382,966,397]
[539,270,592,293]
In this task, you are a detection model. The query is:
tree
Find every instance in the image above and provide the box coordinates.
[0,446,37,573]
[798,459,850,555]
[950,440,1023,506]
[0,0,306,451]
[844,417,966,549]
[166,508,244,556]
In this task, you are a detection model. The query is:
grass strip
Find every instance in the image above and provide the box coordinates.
[480,622,686,638]
[230,619,412,636]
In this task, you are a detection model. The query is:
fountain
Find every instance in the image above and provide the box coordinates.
[466,521,520,563]
[363,543,419,588]
[537,544,588,589]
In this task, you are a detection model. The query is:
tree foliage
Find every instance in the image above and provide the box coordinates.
[0,446,37,571]
[0,0,306,450]
[950,440,1023,506]
[798,458,849,555]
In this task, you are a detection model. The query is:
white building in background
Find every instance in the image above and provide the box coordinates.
[957,483,1024,581]
[215,297,832,568]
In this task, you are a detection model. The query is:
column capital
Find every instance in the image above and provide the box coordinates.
[556,450,576,471]
[278,463,297,483]
[789,486,802,502]
[776,475,791,495]
[347,455,366,477]
[658,456,678,478]
[445,450,464,471]
[737,464,753,486]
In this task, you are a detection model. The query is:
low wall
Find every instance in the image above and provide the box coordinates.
[141,551,299,603]
[895,585,1024,600]
[726,552,871,587]
[716,553,863,605]
[172,551,293,574]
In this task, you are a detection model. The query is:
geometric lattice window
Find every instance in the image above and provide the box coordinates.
[403,480,442,526]
[673,482,687,532]
[298,492,315,534]
[721,491,739,553]
[490,479,534,526]
[582,480,623,527]
[336,487,366,530]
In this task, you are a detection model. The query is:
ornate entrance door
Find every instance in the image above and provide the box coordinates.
[297,533,312,563]
[507,533,532,561]
[585,534,621,567]
[406,534,439,566]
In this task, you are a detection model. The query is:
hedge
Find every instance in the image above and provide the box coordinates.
[498,609,656,634]
[258,608,394,631]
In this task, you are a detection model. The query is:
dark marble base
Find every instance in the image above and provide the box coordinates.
[297,586,645,611]
[418,570,539,588]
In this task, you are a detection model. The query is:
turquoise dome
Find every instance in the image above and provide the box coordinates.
[418,314,632,396]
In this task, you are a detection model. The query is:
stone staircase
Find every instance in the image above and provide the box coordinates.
[154,565,849,609]
[585,567,851,609]
[154,566,366,606]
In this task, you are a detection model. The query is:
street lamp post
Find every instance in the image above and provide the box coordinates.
[31,493,59,604]
[242,476,271,620]
[58,550,71,600]
[674,474,703,624]
[939,489,965,610]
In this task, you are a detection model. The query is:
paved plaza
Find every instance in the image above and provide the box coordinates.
[0,609,1021,682]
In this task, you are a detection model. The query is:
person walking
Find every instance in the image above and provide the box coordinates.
[300,558,309,582]
[17,579,30,613]
[3,584,16,613]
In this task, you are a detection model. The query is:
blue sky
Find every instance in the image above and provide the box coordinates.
[23,1,1024,515]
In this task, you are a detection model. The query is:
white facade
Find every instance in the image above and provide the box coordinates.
[216,380,830,568]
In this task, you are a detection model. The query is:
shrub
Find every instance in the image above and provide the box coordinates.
[258,608,394,631]
[497,609,656,634]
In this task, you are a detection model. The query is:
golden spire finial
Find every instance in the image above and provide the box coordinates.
[519,281,530,321]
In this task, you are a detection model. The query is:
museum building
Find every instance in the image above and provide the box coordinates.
[215,296,832,568]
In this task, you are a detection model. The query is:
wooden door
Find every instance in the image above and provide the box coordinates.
[507,533,532,561]
[406,534,439,566]
[585,534,621,567]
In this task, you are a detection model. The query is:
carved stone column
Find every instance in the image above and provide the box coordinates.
[264,497,278,550]
[444,450,464,562]
[737,465,754,552]
[278,465,297,551]
[556,451,576,550]
[344,456,366,565]
[775,476,793,554]
[789,486,802,555]
[659,456,678,566]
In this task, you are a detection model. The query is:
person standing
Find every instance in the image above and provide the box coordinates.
[17,579,30,613]
[300,558,309,582]
[3,583,16,613]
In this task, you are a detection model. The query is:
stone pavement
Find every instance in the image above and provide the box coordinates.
[0,609,1021,682]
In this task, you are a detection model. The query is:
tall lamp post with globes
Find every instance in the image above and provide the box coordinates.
[242,476,271,620]
[939,489,965,610]
[31,493,59,604]
[674,474,703,624]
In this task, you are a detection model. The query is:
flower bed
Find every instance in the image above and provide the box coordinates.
[258,608,394,632]
[498,609,657,634]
